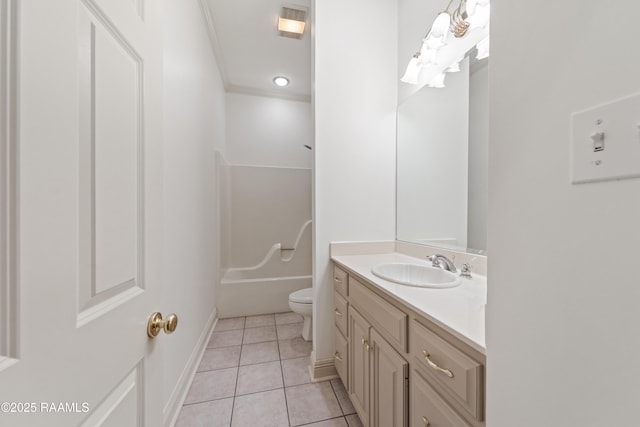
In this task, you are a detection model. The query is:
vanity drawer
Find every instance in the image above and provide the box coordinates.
[334,328,348,389]
[411,369,471,427]
[334,292,348,337]
[349,277,407,352]
[411,320,483,420]
[334,265,348,297]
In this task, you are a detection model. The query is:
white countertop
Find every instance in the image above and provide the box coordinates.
[331,252,486,354]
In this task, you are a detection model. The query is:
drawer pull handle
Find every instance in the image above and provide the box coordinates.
[422,349,454,378]
[422,416,430,427]
[334,276,343,284]
[362,337,370,352]
[335,352,343,362]
[334,309,343,317]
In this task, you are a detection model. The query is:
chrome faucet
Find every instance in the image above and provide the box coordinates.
[428,254,457,273]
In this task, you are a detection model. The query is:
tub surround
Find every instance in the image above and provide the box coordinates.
[331,241,486,354]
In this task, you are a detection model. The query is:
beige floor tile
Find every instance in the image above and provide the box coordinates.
[198,346,241,372]
[276,322,303,340]
[236,361,283,396]
[330,379,355,415]
[215,317,246,332]
[285,382,343,426]
[245,313,275,328]
[275,311,304,325]
[240,341,280,366]
[236,360,283,396]
[176,398,233,427]
[242,325,277,345]
[281,356,312,387]
[184,367,238,405]
[278,337,312,360]
[208,329,244,349]
[345,413,364,427]
[231,389,289,427]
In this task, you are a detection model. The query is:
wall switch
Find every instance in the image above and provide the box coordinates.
[571,92,640,184]
[590,131,605,152]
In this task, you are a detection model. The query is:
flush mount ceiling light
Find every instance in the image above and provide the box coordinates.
[278,6,307,39]
[273,76,290,87]
[401,0,490,88]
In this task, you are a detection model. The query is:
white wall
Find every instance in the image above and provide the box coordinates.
[162,0,225,418]
[226,92,313,168]
[313,0,397,362]
[487,1,640,425]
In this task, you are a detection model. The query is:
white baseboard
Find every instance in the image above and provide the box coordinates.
[309,350,338,382]
[163,308,217,427]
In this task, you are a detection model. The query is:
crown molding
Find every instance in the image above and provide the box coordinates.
[227,84,311,103]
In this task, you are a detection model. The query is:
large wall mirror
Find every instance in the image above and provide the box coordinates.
[396,55,488,254]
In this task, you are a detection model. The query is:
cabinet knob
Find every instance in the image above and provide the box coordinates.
[334,276,342,284]
[334,309,343,317]
[334,352,343,362]
[361,337,370,352]
[422,416,430,427]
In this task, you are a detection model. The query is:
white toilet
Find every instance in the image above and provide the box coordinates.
[288,288,313,341]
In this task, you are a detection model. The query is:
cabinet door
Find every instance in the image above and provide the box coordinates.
[335,328,349,388]
[371,329,408,427]
[411,369,471,427]
[349,306,371,426]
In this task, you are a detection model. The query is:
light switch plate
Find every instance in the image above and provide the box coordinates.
[570,92,640,184]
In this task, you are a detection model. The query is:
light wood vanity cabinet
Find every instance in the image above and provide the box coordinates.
[370,328,408,427]
[333,266,349,390]
[332,263,485,427]
[348,306,371,425]
[348,305,408,427]
[411,320,483,420]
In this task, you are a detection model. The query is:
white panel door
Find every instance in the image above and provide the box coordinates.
[0,0,164,426]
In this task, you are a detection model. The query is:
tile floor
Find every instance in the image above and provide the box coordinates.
[176,312,364,427]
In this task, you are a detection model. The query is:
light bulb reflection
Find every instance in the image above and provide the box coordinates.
[423,12,451,49]
[428,73,446,88]
[401,55,422,84]
[476,36,490,60]
[419,45,439,66]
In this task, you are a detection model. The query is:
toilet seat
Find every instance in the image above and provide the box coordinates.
[289,288,312,304]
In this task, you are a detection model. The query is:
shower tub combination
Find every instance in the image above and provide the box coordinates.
[218,220,312,317]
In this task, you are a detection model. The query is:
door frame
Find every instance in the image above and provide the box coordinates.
[0,0,18,368]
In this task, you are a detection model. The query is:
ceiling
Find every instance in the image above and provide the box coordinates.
[203,0,312,102]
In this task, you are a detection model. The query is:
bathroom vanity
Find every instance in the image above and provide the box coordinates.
[332,249,486,427]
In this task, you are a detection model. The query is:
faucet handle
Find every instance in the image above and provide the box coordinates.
[427,254,439,268]
[460,263,472,278]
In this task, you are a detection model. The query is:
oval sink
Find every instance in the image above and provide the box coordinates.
[371,262,461,288]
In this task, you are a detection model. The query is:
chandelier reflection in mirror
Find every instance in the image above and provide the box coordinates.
[401,0,490,88]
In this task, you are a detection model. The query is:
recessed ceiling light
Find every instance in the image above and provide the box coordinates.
[273,76,290,87]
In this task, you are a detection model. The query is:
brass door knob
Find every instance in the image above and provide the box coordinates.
[147,312,178,338]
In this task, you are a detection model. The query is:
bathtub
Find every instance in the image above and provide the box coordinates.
[218,220,312,317]
[218,274,312,317]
